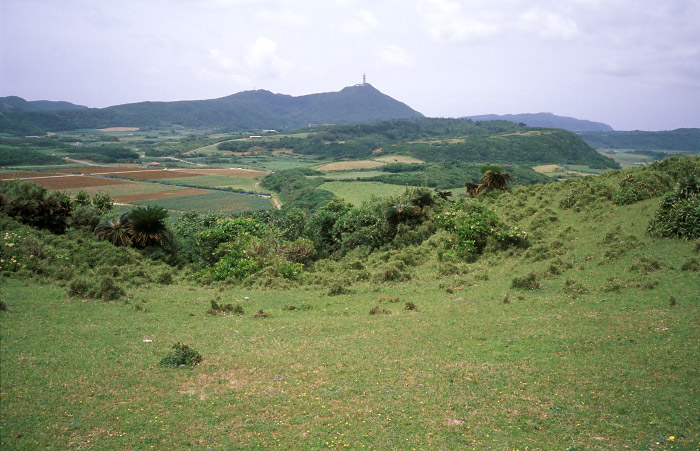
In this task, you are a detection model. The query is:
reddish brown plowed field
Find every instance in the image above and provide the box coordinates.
[1,171,61,180]
[121,170,207,180]
[54,167,163,175]
[51,167,268,179]
[27,175,134,190]
[113,188,210,203]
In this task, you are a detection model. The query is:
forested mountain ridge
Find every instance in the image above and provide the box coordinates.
[465,112,613,132]
[0,84,423,135]
[578,128,700,152]
[0,96,88,113]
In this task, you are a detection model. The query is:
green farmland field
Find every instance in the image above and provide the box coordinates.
[132,191,274,213]
[152,175,270,193]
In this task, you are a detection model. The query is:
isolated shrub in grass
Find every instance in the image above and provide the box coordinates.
[159,343,202,368]
[436,200,528,261]
[511,272,541,290]
[369,305,390,315]
[327,278,352,296]
[681,257,700,271]
[68,275,125,301]
[648,175,700,239]
[207,300,244,315]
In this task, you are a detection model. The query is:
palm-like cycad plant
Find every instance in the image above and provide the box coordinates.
[479,168,513,192]
[126,206,172,248]
[94,214,133,246]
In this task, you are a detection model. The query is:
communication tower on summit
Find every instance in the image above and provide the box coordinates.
[363,73,366,85]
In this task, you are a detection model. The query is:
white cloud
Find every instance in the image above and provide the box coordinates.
[379,45,415,67]
[341,9,379,35]
[418,0,499,43]
[245,37,293,79]
[519,10,579,40]
[257,9,311,28]
[208,48,238,71]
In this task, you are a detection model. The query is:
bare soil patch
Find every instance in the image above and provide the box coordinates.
[1,171,61,180]
[54,166,146,175]
[113,188,210,203]
[53,167,268,180]
[26,175,134,190]
[533,165,563,173]
[318,161,386,171]
[373,155,424,164]
[117,170,206,180]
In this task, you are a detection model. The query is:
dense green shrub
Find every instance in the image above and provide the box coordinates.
[68,275,125,301]
[612,171,673,205]
[305,198,353,257]
[436,200,528,261]
[159,343,202,368]
[648,175,700,239]
[1,181,72,233]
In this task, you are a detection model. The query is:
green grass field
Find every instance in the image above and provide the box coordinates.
[151,176,270,194]
[2,191,699,448]
[132,191,274,213]
[318,181,409,205]
[2,147,700,449]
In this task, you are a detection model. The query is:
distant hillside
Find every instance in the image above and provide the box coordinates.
[578,129,700,152]
[225,118,619,170]
[0,96,87,113]
[465,112,613,132]
[0,85,423,135]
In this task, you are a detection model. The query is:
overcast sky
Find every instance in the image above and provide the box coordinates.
[2,0,699,131]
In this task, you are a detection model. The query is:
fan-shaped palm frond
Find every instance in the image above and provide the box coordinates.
[479,169,513,191]
[126,206,172,248]
[94,214,132,246]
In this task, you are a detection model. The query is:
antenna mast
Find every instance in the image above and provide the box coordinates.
[363,73,366,85]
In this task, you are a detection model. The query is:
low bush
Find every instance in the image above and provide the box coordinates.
[369,305,391,315]
[681,257,700,271]
[207,300,244,315]
[68,275,125,301]
[327,278,353,296]
[612,170,673,205]
[648,175,700,240]
[159,343,203,368]
[511,272,541,290]
[253,309,270,318]
[436,200,528,261]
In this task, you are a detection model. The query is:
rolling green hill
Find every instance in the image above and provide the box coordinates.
[224,118,620,169]
[0,85,423,135]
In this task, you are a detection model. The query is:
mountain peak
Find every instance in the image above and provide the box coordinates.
[0,85,423,134]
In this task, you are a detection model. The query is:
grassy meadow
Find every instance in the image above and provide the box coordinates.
[2,160,699,450]
[318,181,408,206]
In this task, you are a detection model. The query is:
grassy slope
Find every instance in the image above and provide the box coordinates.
[2,169,699,450]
